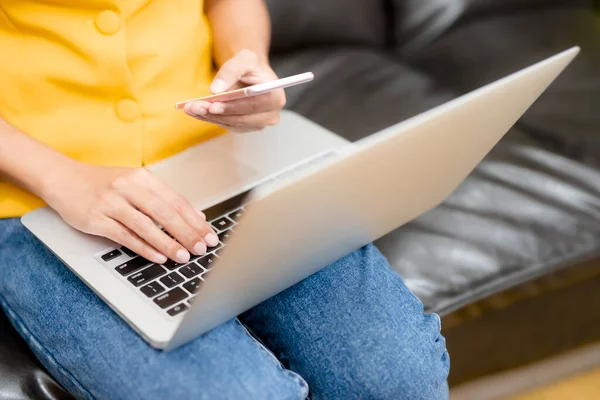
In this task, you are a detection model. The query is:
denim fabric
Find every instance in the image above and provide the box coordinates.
[0,218,449,399]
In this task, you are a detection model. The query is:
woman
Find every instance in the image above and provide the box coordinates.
[0,0,450,398]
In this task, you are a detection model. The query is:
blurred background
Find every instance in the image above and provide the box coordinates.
[266,0,600,398]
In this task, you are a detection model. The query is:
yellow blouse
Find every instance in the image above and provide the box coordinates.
[0,0,222,218]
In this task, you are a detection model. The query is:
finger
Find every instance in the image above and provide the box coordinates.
[108,201,193,263]
[189,113,265,133]
[128,177,217,255]
[187,113,239,131]
[151,179,219,248]
[211,49,260,94]
[186,96,270,118]
[207,91,286,116]
[184,111,236,127]
[132,195,205,259]
[184,100,210,118]
[196,111,282,132]
[98,217,167,265]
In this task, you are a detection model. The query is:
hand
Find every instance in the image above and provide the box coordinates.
[184,49,286,133]
[42,162,219,264]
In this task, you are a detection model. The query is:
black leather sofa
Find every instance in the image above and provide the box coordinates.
[2,1,599,398]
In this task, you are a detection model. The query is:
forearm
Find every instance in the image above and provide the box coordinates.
[0,118,75,199]
[205,0,271,66]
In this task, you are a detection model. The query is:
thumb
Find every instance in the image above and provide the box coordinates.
[211,49,260,94]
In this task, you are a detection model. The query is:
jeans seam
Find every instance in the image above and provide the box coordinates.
[433,313,451,377]
[235,318,310,398]
[0,294,96,400]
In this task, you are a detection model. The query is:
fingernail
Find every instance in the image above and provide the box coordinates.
[193,241,207,256]
[210,78,228,94]
[153,252,168,264]
[176,249,190,263]
[204,233,219,248]
[210,103,225,114]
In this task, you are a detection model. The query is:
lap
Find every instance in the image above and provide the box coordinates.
[0,218,449,399]
[0,218,307,400]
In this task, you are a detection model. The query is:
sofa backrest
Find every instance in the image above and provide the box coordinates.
[265,0,388,53]
[463,0,591,14]
[266,0,593,56]
[391,0,592,56]
[391,0,468,56]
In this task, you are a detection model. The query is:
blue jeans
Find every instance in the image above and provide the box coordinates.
[0,218,449,399]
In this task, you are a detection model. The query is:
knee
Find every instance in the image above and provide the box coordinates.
[313,246,450,398]
[345,314,450,399]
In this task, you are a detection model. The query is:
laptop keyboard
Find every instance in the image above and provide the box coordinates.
[98,191,249,318]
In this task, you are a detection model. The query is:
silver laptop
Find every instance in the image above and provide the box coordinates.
[21,47,579,350]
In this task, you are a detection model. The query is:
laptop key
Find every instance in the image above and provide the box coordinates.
[121,246,137,257]
[197,254,216,269]
[140,281,165,298]
[218,229,232,243]
[167,303,188,317]
[101,249,122,262]
[160,272,185,288]
[115,257,153,276]
[183,277,202,294]
[228,209,245,221]
[154,287,188,309]
[163,259,184,270]
[127,264,167,287]
[207,242,223,252]
[210,216,234,232]
[163,256,199,271]
[179,263,204,279]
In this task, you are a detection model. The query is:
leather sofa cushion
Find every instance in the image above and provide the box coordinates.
[379,139,600,313]
[0,311,73,400]
[265,0,388,53]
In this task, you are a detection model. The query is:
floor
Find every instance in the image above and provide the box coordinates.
[513,367,600,399]
[451,342,600,400]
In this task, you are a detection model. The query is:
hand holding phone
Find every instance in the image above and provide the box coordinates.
[175,72,314,110]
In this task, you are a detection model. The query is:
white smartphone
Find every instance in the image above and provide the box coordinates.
[175,72,314,110]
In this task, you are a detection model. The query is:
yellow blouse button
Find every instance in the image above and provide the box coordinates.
[116,99,139,122]
[95,11,120,36]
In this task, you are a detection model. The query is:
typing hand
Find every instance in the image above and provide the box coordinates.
[43,163,218,264]
[184,49,286,133]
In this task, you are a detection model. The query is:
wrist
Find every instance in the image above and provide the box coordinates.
[36,156,82,203]
[254,52,270,67]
